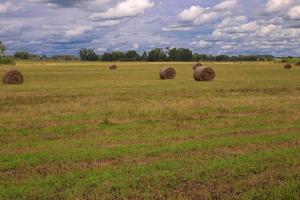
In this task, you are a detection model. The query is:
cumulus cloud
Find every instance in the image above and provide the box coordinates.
[0,2,11,13]
[162,24,191,32]
[90,0,154,20]
[0,2,21,14]
[288,4,300,19]
[214,0,238,10]
[65,26,93,38]
[179,6,205,22]
[175,0,238,27]
[191,40,213,48]
[196,13,300,55]
[133,43,139,49]
[265,0,294,13]
[178,6,218,25]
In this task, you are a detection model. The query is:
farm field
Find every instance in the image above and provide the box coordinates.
[1,61,300,199]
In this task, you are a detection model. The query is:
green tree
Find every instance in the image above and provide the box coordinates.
[141,51,148,61]
[126,50,139,61]
[14,51,30,59]
[0,41,6,56]
[148,48,167,61]
[111,51,126,61]
[79,48,99,61]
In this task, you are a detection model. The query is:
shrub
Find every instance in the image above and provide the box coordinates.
[0,56,15,65]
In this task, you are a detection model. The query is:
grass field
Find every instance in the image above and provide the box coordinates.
[1,61,300,200]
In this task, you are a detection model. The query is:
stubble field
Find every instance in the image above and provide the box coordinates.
[0,61,300,199]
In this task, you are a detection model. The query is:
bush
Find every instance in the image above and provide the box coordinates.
[295,61,300,66]
[0,56,16,65]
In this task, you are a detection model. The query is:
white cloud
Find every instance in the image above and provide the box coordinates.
[177,1,238,27]
[221,44,233,49]
[0,2,11,13]
[238,21,258,33]
[207,13,300,55]
[179,6,205,21]
[65,26,93,38]
[133,43,139,49]
[217,16,247,28]
[193,12,218,25]
[162,24,191,32]
[90,0,154,20]
[257,24,277,37]
[288,5,300,19]
[214,0,238,10]
[191,40,213,48]
[178,6,218,25]
[95,47,107,53]
[96,20,120,27]
[265,0,294,13]
[0,2,20,14]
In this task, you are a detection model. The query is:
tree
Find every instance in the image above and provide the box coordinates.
[141,51,148,61]
[126,50,139,61]
[148,48,167,61]
[111,51,126,61]
[193,53,209,61]
[14,51,30,59]
[0,41,6,56]
[79,48,99,61]
[215,55,230,61]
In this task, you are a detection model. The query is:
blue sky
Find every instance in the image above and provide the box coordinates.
[0,0,300,56]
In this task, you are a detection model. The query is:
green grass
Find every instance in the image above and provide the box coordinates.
[0,61,300,199]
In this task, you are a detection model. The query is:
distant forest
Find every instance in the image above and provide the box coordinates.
[13,47,277,62]
[1,39,299,63]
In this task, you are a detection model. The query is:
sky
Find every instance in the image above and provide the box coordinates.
[0,0,300,56]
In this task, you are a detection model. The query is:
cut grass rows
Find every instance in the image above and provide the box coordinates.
[1,128,300,180]
[2,145,299,200]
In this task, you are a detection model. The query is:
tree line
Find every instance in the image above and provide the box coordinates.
[79,47,276,62]
[0,40,295,64]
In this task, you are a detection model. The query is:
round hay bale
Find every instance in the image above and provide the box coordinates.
[159,67,176,80]
[109,64,117,70]
[193,63,203,70]
[194,66,216,81]
[284,64,292,69]
[3,69,24,85]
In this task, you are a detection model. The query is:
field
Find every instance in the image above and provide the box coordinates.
[1,61,300,200]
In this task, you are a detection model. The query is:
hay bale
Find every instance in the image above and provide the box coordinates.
[3,69,24,84]
[159,67,176,80]
[284,64,292,69]
[193,63,203,70]
[109,64,117,70]
[194,66,216,81]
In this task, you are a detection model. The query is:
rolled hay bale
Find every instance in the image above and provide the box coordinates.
[193,63,203,70]
[109,64,117,70]
[3,69,24,84]
[194,66,216,81]
[284,64,292,69]
[159,67,176,80]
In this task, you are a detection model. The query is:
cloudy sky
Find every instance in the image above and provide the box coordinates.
[0,0,300,56]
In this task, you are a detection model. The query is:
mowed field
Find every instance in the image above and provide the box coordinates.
[0,61,300,200]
